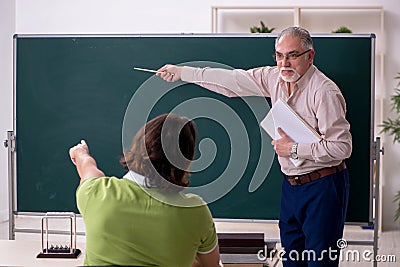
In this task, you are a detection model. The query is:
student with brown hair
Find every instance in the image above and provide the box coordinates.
[69,113,220,267]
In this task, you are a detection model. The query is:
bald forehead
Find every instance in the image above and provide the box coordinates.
[275,35,304,51]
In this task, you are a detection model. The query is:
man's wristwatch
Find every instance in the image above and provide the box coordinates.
[290,143,299,160]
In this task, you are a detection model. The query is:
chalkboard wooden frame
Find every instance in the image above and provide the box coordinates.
[12,34,376,225]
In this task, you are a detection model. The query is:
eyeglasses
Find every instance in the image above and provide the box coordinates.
[272,49,311,61]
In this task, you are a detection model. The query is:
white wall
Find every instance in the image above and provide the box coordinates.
[379,1,400,231]
[0,0,398,230]
[0,0,15,223]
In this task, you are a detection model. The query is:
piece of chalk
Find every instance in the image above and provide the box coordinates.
[133,67,162,74]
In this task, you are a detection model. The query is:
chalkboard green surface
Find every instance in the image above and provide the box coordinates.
[15,35,374,223]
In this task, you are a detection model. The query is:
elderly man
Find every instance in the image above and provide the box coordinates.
[157,26,352,267]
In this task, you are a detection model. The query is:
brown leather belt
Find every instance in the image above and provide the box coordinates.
[285,162,346,186]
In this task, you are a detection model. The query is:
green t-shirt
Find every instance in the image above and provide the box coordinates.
[76,176,217,267]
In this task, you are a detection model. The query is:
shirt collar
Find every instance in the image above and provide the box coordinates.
[296,65,316,89]
[123,170,148,187]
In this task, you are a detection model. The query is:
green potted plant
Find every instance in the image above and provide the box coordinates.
[332,26,352,33]
[250,21,275,33]
[380,73,400,221]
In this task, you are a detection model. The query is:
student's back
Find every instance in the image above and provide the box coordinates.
[77,176,216,267]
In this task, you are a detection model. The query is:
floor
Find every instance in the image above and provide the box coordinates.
[1,215,399,266]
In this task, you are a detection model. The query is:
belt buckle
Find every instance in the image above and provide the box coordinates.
[294,176,302,185]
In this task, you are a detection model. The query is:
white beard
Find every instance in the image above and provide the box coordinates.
[279,67,301,83]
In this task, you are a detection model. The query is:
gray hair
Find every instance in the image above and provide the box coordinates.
[275,27,313,50]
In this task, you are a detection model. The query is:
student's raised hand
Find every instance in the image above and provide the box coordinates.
[157,64,183,82]
[69,140,90,165]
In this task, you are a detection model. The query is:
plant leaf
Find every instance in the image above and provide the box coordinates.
[391,89,400,113]
[393,191,400,221]
[380,118,400,143]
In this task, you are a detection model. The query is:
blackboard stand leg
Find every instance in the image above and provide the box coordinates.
[372,137,384,267]
[5,130,16,240]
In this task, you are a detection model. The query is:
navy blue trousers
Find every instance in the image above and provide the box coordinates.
[279,169,349,267]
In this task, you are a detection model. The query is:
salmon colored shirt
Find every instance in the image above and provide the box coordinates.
[181,65,352,176]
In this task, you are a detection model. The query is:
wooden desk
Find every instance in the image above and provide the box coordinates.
[0,240,85,266]
[0,239,277,267]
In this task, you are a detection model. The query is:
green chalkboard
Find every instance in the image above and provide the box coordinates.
[14,34,374,223]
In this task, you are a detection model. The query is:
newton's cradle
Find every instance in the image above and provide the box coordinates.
[36,212,81,258]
